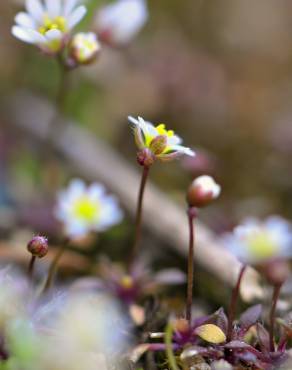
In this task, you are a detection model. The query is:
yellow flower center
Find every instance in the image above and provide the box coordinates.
[155,124,174,137]
[246,232,278,260]
[120,275,134,289]
[39,15,67,35]
[72,197,100,222]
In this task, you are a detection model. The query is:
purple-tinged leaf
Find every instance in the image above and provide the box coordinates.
[214,307,228,334]
[239,304,262,330]
[224,341,265,361]
[256,323,270,353]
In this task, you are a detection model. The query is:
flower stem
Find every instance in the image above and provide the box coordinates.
[227,264,247,341]
[28,256,36,279]
[269,283,282,352]
[165,322,179,370]
[186,207,197,325]
[128,165,150,269]
[43,239,69,293]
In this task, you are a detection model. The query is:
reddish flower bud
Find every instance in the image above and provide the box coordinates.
[27,236,48,258]
[187,175,221,208]
[260,258,290,286]
[137,148,155,167]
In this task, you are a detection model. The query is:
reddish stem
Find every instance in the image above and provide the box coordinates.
[227,264,247,341]
[28,256,36,279]
[186,207,197,325]
[128,165,150,269]
[269,283,282,352]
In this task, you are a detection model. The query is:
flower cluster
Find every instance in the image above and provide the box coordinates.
[12,0,148,65]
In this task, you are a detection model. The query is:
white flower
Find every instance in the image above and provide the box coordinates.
[54,179,123,238]
[128,116,195,162]
[95,0,148,46]
[12,0,87,53]
[187,175,221,208]
[223,216,292,265]
[70,32,101,64]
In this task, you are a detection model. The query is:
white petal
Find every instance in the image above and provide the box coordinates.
[26,0,44,22]
[12,25,35,43]
[45,0,61,18]
[45,28,63,41]
[27,29,47,43]
[97,0,148,44]
[170,145,195,156]
[128,115,140,125]
[167,135,182,146]
[88,183,105,200]
[67,5,87,29]
[15,12,36,28]
[63,0,79,16]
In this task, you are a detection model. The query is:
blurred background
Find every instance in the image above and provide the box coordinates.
[1,0,292,307]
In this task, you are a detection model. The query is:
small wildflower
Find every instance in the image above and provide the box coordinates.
[27,235,48,258]
[54,179,123,238]
[95,0,148,46]
[12,0,87,54]
[187,175,221,208]
[224,216,292,266]
[70,32,101,65]
[128,116,195,165]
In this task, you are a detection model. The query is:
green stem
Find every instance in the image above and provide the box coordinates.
[269,283,282,352]
[227,264,247,341]
[165,323,179,370]
[128,165,150,269]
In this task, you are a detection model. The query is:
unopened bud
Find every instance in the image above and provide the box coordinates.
[260,258,290,286]
[187,175,221,208]
[27,236,48,258]
[173,318,190,334]
[137,148,155,167]
[69,32,101,65]
[149,135,167,155]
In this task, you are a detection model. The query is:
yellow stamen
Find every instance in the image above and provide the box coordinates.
[73,197,99,222]
[247,232,278,260]
[156,124,174,137]
[39,15,67,35]
[120,275,134,289]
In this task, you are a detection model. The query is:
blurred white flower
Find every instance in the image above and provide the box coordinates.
[12,0,87,53]
[70,32,101,64]
[95,0,148,46]
[187,175,221,208]
[41,292,129,370]
[223,216,292,265]
[128,116,195,163]
[54,179,123,238]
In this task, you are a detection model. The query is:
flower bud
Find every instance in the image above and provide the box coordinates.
[69,32,101,65]
[187,175,221,208]
[260,258,290,286]
[27,236,48,258]
[137,148,155,167]
[149,135,167,155]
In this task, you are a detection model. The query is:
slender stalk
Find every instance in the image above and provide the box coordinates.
[43,239,69,293]
[269,283,282,352]
[28,256,36,279]
[128,165,150,269]
[186,207,197,325]
[227,264,247,341]
[165,322,179,370]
